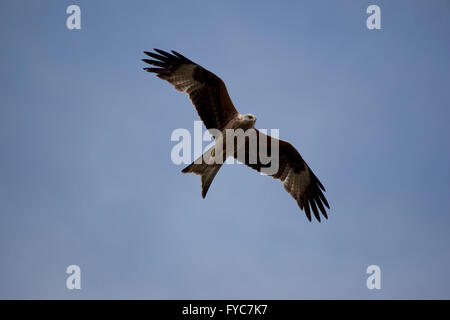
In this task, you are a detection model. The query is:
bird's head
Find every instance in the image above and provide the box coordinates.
[242,113,257,126]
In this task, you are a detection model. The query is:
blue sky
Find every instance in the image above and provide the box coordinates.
[1,0,449,299]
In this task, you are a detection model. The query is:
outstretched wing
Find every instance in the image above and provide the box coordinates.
[143,49,238,132]
[236,130,330,222]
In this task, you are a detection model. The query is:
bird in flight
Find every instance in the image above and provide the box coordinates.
[142,49,330,222]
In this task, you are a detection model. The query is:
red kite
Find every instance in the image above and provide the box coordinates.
[143,49,330,221]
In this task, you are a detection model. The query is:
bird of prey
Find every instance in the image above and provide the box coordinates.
[142,49,330,222]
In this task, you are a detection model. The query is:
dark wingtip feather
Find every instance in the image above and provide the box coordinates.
[317,180,326,192]
[144,51,160,58]
[304,200,312,222]
[316,198,328,219]
[145,52,170,62]
[143,67,169,74]
[310,199,321,222]
[318,189,330,209]
[142,58,154,64]
[154,48,177,59]
[171,50,185,58]
[142,59,167,68]
[322,196,330,209]
[171,50,195,64]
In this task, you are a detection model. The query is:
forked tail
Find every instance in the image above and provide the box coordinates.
[182,161,222,198]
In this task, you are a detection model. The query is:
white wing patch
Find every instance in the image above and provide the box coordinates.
[281,165,311,200]
[166,65,204,93]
